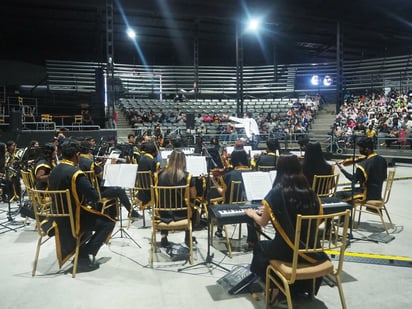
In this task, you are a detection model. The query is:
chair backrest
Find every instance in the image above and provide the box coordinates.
[312,174,340,197]
[153,184,191,217]
[276,209,350,284]
[83,170,102,198]
[41,114,53,122]
[29,188,76,238]
[73,114,83,124]
[292,210,350,282]
[229,180,245,204]
[257,165,276,172]
[382,169,395,204]
[21,169,35,190]
[136,170,154,191]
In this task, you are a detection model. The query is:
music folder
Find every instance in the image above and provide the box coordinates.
[103,164,138,188]
[186,156,207,177]
[241,171,276,202]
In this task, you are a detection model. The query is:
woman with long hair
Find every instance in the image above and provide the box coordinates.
[245,155,328,303]
[156,150,196,247]
[34,143,58,190]
[302,141,334,187]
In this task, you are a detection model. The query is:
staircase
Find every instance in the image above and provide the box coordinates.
[115,104,133,143]
[309,104,337,150]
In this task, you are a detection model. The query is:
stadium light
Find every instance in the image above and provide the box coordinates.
[126,28,136,39]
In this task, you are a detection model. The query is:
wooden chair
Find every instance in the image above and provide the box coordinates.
[353,169,395,235]
[265,209,351,309]
[22,105,36,122]
[20,169,36,224]
[128,170,154,228]
[29,188,84,278]
[21,169,35,191]
[150,184,193,267]
[83,170,118,219]
[40,114,53,130]
[312,174,340,198]
[210,180,245,258]
[72,114,83,126]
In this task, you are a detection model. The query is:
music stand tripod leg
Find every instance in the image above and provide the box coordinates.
[178,210,230,272]
[0,193,24,234]
[111,203,141,248]
[178,153,229,273]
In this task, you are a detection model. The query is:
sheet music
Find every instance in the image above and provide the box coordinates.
[242,171,273,201]
[250,150,263,159]
[289,150,304,157]
[186,156,207,177]
[103,164,138,188]
[269,170,277,184]
[160,150,173,160]
[225,145,252,155]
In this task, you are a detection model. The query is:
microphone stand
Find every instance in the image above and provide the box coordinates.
[178,144,229,272]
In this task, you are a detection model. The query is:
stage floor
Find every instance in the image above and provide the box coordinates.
[1,163,412,309]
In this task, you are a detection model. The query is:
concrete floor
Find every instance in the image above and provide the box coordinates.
[1,163,411,309]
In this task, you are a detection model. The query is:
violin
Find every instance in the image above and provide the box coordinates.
[220,149,232,169]
[337,155,367,166]
[211,168,226,177]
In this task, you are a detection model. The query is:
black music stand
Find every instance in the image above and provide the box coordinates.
[104,164,141,248]
[111,202,141,248]
[0,177,25,234]
[178,145,229,272]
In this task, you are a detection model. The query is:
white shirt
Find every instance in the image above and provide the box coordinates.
[229,116,260,139]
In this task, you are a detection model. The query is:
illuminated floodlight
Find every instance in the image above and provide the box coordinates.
[323,75,333,86]
[310,75,319,86]
[247,18,260,32]
[127,28,136,39]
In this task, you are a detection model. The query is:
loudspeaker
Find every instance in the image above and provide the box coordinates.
[10,111,22,131]
[186,113,195,130]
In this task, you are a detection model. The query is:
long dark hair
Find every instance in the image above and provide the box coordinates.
[302,142,332,187]
[274,155,316,213]
[163,150,187,184]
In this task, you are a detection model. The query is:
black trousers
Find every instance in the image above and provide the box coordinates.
[101,186,132,211]
[80,212,115,256]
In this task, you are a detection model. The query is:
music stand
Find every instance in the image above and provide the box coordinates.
[104,163,141,248]
[0,176,25,234]
[345,134,378,245]
[178,145,229,272]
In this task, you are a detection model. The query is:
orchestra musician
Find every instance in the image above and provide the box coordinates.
[255,139,280,170]
[213,149,258,251]
[48,140,115,271]
[137,141,160,207]
[245,155,328,303]
[156,150,197,248]
[34,143,58,190]
[302,141,334,188]
[4,140,21,199]
[126,133,138,164]
[23,140,41,170]
[336,137,387,202]
[78,141,141,219]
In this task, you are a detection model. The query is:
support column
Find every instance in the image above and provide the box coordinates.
[236,23,244,117]
[193,21,199,100]
[336,21,344,114]
[106,0,115,128]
